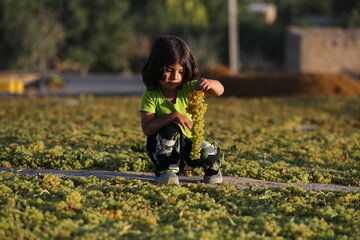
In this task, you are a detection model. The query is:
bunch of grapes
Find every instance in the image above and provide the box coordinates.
[186,90,207,160]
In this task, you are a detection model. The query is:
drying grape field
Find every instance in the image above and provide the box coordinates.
[1,96,360,239]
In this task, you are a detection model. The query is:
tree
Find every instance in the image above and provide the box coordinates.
[20,8,65,72]
[0,0,64,71]
[346,3,360,27]
[129,0,215,71]
[58,0,133,72]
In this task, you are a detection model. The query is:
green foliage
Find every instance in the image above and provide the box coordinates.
[0,172,360,239]
[346,4,360,27]
[1,0,359,72]
[1,96,360,186]
[194,0,229,68]
[131,0,208,37]
[59,0,133,72]
[0,0,133,72]
[0,0,65,71]
[165,0,208,29]
[130,0,222,70]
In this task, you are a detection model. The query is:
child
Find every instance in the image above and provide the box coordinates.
[140,36,224,184]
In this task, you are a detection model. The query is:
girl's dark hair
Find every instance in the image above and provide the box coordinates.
[141,36,198,90]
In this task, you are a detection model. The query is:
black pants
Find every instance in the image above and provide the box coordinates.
[146,123,221,177]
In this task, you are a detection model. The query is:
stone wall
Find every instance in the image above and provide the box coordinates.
[285,27,360,78]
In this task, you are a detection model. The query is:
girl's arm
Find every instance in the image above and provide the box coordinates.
[141,111,193,136]
[196,78,224,96]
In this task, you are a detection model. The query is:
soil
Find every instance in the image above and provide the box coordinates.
[1,167,359,192]
[202,65,360,97]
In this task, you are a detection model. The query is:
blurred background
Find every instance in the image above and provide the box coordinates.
[0,0,359,96]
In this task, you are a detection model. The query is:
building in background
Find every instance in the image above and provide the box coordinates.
[285,27,360,79]
[248,3,277,24]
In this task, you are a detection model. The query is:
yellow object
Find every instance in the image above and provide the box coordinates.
[186,90,207,160]
[0,79,24,94]
[16,80,24,94]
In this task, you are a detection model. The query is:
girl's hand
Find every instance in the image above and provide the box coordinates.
[172,112,193,132]
[195,78,213,92]
[195,78,224,96]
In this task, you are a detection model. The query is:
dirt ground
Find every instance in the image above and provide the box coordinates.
[1,167,359,192]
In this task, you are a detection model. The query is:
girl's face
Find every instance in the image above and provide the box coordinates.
[159,63,184,92]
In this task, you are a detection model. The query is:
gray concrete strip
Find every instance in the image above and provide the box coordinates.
[58,73,145,96]
[1,167,359,192]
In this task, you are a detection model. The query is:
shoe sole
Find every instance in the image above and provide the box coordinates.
[203,177,223,184]
[155,172,179,185]
[203,172,223,184]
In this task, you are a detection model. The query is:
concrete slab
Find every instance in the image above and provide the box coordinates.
[58,73,145,96]
[1,167,359,192]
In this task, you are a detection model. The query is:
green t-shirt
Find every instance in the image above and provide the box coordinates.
[140,80,197,139]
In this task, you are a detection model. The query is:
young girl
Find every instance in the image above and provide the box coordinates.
[140,36,224,184]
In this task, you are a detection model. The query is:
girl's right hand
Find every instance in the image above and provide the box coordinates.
[173,112,193,132]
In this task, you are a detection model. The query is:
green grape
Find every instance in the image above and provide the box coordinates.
[186,90,207,160]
